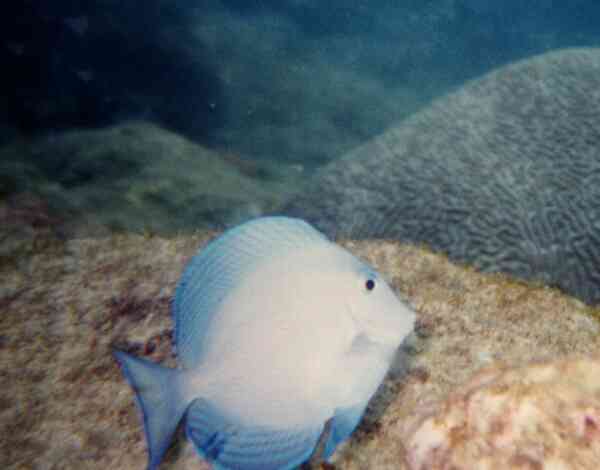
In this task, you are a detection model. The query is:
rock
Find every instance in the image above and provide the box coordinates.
[0,121,297,236]
[1,211,599,469]
[401,355,600,470]
[284,48,600,305]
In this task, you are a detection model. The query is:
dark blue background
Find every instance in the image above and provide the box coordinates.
[4,1,600,166]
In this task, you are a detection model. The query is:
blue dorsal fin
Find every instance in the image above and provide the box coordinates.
[173,216,328,369]
[323,404,366,459]
[185,398,324,470]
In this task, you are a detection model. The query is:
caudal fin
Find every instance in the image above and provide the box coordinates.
[114,350,189,470]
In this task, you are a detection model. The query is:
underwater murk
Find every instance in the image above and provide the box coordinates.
[2,1,600,469]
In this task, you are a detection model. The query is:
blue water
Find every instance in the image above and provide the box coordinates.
[2,0,600,233]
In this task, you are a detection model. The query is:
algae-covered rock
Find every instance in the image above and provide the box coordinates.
[0,121,299,236]
[1,212,599,469]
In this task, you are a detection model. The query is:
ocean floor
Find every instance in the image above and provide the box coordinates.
[2,202,599,469]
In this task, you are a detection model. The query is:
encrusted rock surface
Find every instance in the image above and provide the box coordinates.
[1,213,600,469]
[402,355,600,469]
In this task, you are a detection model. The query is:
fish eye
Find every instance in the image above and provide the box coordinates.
[365,279,376,291]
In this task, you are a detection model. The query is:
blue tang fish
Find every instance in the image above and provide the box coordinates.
[114,216,415,470]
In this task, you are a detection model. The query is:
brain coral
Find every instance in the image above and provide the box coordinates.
[401,355,600,470]
[284,48,600,304]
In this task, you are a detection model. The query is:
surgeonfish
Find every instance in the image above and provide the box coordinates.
[114,216,416,469]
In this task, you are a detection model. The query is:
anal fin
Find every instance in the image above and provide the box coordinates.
[185,398,325,470]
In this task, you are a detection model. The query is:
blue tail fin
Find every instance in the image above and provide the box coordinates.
[114,350,189,470]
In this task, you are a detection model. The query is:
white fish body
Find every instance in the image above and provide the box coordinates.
[114,217,415,470]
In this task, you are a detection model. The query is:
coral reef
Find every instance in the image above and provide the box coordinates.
[1,205,599,469]
[284,47,600,304]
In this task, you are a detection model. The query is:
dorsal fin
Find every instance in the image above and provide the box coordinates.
[172,216,328,369]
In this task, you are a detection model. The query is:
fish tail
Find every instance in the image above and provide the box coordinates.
[114,350,190,470]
